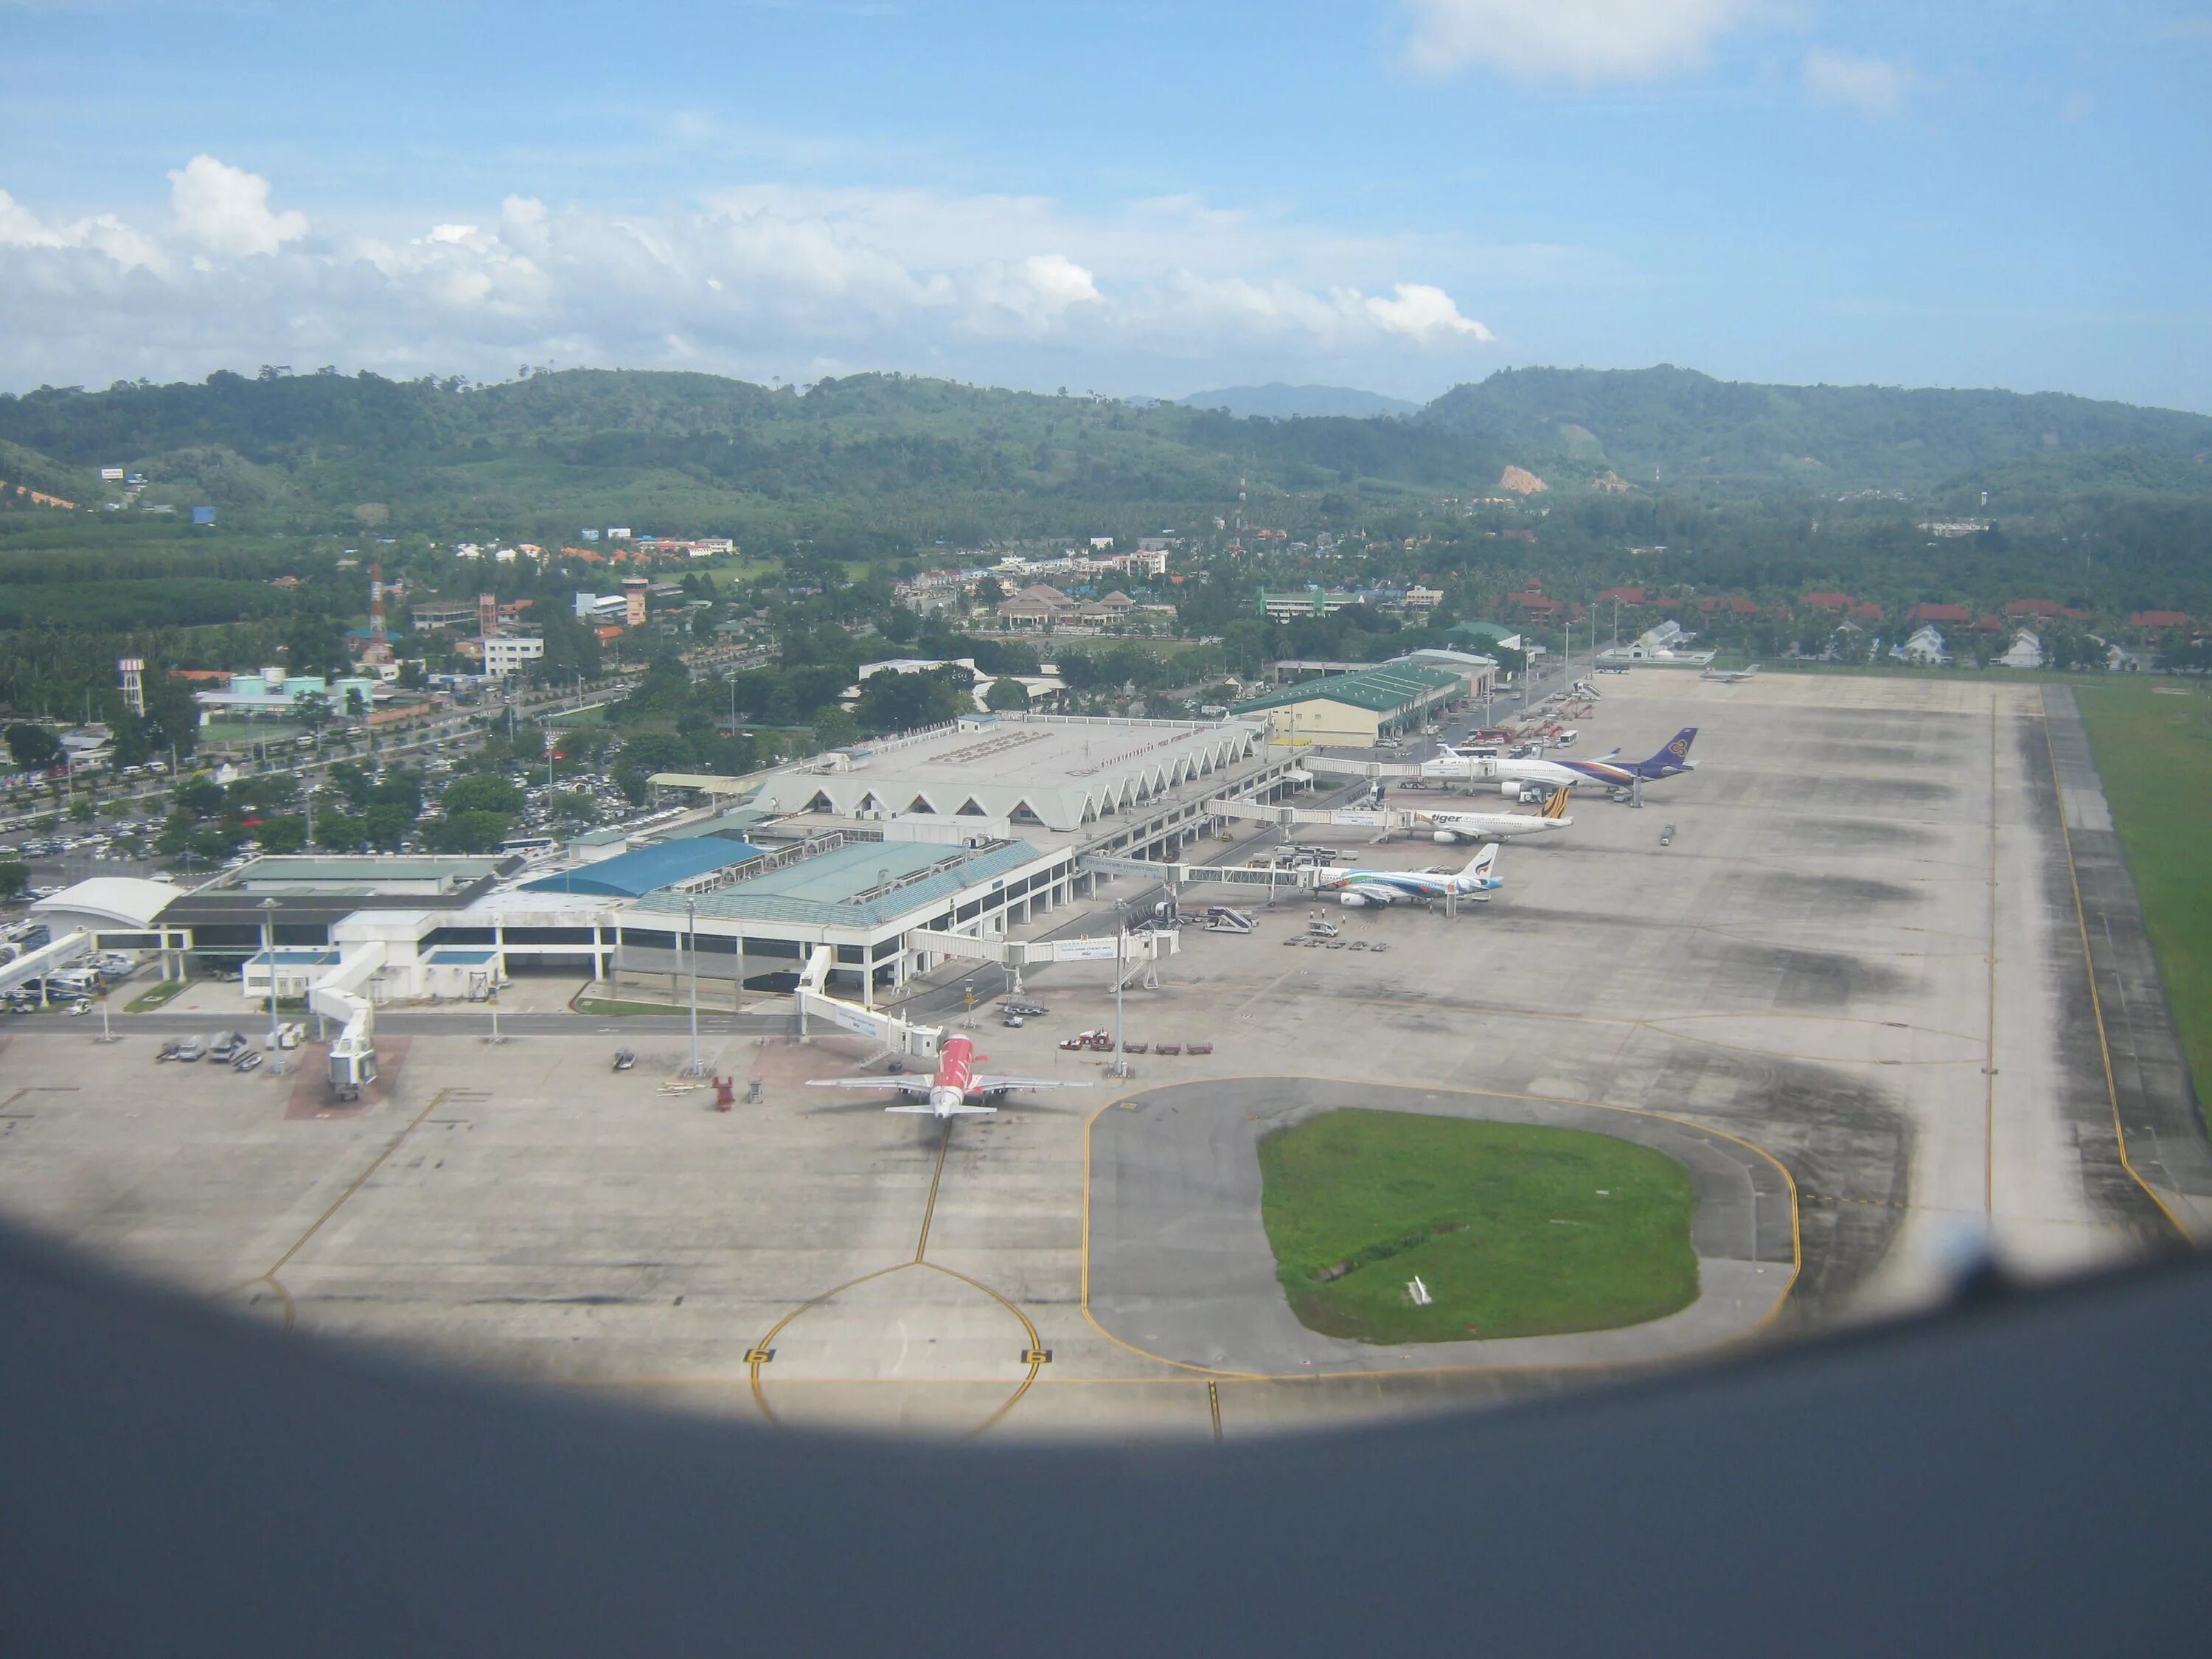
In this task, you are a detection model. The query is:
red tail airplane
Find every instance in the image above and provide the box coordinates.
[804,1033,1091,1119]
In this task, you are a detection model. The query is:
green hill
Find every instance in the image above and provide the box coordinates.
[4,364,2206,546]
[1418,365,2212,496]
[0,369,1506,543]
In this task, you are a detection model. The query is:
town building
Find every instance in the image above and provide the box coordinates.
[1896,625,1950,665]
[481,635,547,678]
[411,601,479,633]
[192,669,380,721]
[1231,659,1464,746]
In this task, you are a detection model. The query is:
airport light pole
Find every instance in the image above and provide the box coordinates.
[260,897,284,1075]
[1111,923,1129,1078]
[684,896,703,1077]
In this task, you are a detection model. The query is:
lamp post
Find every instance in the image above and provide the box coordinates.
[1111,922,1130,1078]
[260,897,284,1075]
[685,895,703,1077]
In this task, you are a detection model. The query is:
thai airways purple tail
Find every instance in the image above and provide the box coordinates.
[1633,728,1698,778]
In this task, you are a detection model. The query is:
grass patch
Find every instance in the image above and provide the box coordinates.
[572,995,688,1016]
[2073,682,2212,1124]
[1257,1109,1697,1343]
[125,981,188,1012]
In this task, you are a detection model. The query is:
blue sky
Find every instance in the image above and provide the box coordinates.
[2,1,2207,409]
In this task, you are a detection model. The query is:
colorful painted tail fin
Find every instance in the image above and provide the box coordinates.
[1460,844,1500,884]
[1540,786,1572,820]
[1642,727,1698,771]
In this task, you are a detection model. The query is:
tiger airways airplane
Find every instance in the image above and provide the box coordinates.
[1420,728,1699,795]
[1412,786,1572,844]
[1317,844,1503,908]
[804,1033,1090,1119]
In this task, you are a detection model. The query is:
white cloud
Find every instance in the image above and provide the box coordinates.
[0,162,1506,393]
[1803,49,1911,118]
[167,155,307,256]
[0,188,163,270]
[1405,0,1764,82]
[1363,283,1494,341]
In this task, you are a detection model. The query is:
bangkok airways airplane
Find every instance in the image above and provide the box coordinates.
[1315,844,1503,908]
[804,1033,1091,1119]
[1420,728,1699,796]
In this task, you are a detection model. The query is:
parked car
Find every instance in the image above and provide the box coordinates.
[156,1041,182,1062]
[205,1033,248,1064]
[173,1037,206,1062]
[232,1051,264,1074]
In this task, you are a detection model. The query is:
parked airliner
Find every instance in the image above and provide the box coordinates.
[1420,728,1699,795]
[804,1033,1090,1119]
[1411,786,1573,844]
[1316,844,1503,907]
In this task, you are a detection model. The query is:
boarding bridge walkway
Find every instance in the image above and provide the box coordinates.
[0,931,92,1001]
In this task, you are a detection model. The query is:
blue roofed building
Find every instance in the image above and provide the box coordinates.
[522,838,765,898]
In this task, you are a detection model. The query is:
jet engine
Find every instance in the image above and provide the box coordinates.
[1339,891,1379,907]
[1433,830,1460,844]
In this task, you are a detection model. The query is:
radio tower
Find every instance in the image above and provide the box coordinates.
[369,562,387,643]
[1235,471,1247,535]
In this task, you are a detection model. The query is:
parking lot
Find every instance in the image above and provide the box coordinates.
[0,670,2178,1438]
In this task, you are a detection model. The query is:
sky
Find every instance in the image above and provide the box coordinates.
[1,1,2208,410]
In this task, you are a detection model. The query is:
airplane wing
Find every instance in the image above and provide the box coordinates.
[968,1076,1094,1092]
[805,1075,931,1093]
[1340,881,1402,905]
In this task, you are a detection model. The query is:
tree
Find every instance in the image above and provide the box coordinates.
[812,706,860,749]
[175,776,225,819]
[284,613,349,676]
[855,666,970,734]
[984,676,1031,712]
[423,809,512,853]
[442,773,525,816]
[546,789,599,825]
[4,723,58,768]
[0,861,27,901]
[974,575,1006,606]
[259,815,308,855]
[363,800,414,850]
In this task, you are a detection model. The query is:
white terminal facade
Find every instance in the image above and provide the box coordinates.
[25,712,1337,1012]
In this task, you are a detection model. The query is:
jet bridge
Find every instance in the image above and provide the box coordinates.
[309,942,386,1101]
[796,946,942,1062]
[1078,852,1323,900]
[906,925,1180,995]
[0,931,91,1002]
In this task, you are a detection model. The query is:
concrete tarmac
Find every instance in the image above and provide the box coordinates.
[0,669,2194,1438]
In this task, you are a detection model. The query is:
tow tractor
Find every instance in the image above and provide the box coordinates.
[1060,1028,1113,1052]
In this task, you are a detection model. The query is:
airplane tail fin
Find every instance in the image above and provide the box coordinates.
[1460,844,1500,884]
[1541,785,1572,821]
[1644,727,1698,771]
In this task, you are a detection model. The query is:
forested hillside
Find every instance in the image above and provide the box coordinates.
[1419,366,2212,495]
[0,369,1504,545]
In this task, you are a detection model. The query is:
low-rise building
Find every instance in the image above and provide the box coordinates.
[481,635,546,678]
[1896,625,1950,665]
[1231,659,1464,746]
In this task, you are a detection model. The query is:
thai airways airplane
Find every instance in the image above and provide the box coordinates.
[804,1033,1091,1119]
[1420,728,1699,796]
[1316,844,1503,908]
[1412,786,1572,844]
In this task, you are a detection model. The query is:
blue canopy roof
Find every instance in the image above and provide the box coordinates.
[523,839,764,899]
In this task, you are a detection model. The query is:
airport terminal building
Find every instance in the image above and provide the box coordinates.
[29,712,1296,1009]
